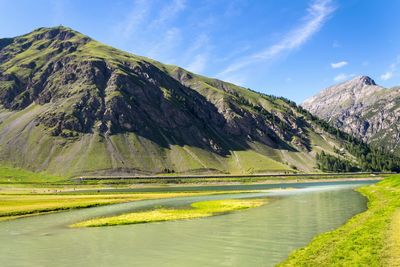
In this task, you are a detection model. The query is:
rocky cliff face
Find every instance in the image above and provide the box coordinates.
[0,27,362,176]
[302,76,400,153]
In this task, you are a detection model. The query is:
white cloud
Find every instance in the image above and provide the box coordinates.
[146,27,182,59]
[381,72,394,81]
[117,0,151,39]
[331,61,348,69]
[151,0,186,27]
[218,0,335,78]
[112,0,190,64]
[380,55,400,81]
[182,34,210,57]
[186,54,208,73]
[181,34,211,73]
[114,0,185,41]
[215,45,252,63]
[334,73,355,82]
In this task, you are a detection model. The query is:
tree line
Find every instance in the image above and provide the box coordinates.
[276,96,400,172]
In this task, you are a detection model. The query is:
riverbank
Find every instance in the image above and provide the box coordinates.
[0,163,387,187]
[73,174,385,187]
[279,175,400,266]
[0,177,382,221]
[114,176,383,188]
[0,176,383,193]
[0,180,374,267]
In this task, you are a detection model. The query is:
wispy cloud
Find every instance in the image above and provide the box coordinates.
[117,0,151,39]
[380,55,400,81]
[113,0,189,64]
[334,73,355,82]
[381,72,394,81]
[331,61,348,69]
[217,0,335,79]
[186,54,208,73]
[147,27,182,60]
[115,0,185,40]
[183,34,211,73]
[150,0,186,27]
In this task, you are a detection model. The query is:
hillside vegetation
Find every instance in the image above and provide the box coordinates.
[0,26,398,177]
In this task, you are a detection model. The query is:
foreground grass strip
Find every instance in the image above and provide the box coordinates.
[385,209,400,266]
[0,191,254,221]
[278,175,400,267]
[71,198,267,227]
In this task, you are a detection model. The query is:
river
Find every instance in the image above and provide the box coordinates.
[0,180,375,267]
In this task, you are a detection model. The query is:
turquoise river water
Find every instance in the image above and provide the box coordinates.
[0,180,375,267]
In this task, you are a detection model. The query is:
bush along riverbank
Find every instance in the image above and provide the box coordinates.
[279,175,400,266]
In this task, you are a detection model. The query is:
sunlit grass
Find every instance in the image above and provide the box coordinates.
[0,165,63,183]
[385,210,400,265]
[71,198,267,227]
[0,191,254,221]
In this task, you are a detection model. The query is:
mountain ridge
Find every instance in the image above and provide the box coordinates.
[0,26,397,176]
[302,75,400,153]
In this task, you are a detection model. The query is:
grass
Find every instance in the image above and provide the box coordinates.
[0,165,63,183]
[71,198,267,227]
[74,173,385,186]
[385,210,400,265]
[278,174,400,266]
[0,191,255,221]
[227,150,291,174]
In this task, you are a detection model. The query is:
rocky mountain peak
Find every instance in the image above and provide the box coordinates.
[301,75,384,125]
[0,26,386,176]
[302,75,380,107]
[302,74,400,155]
[347,75,376,87]
[29,26,83,40]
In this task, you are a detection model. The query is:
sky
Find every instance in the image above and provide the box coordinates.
[0,0,399,103]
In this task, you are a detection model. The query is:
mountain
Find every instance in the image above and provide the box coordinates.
[0,27,395,176]
[302,76,400,154]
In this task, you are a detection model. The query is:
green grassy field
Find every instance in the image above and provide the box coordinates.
[76,174,383,186]
[278,175,400,266]
[71,198,267,227]
[0,162,385,187]
[0,165,64,184]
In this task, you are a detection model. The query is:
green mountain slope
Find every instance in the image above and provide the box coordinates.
[0,27,391,176]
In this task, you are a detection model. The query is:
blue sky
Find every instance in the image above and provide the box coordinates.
[0,0,399,103]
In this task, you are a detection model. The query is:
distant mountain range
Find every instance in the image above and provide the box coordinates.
[302,76,400,154]
[0,27,395,176]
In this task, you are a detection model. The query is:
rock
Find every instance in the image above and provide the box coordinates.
[302,75,400,153]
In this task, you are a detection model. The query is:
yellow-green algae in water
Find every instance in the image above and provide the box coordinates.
[71,198,267,227]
